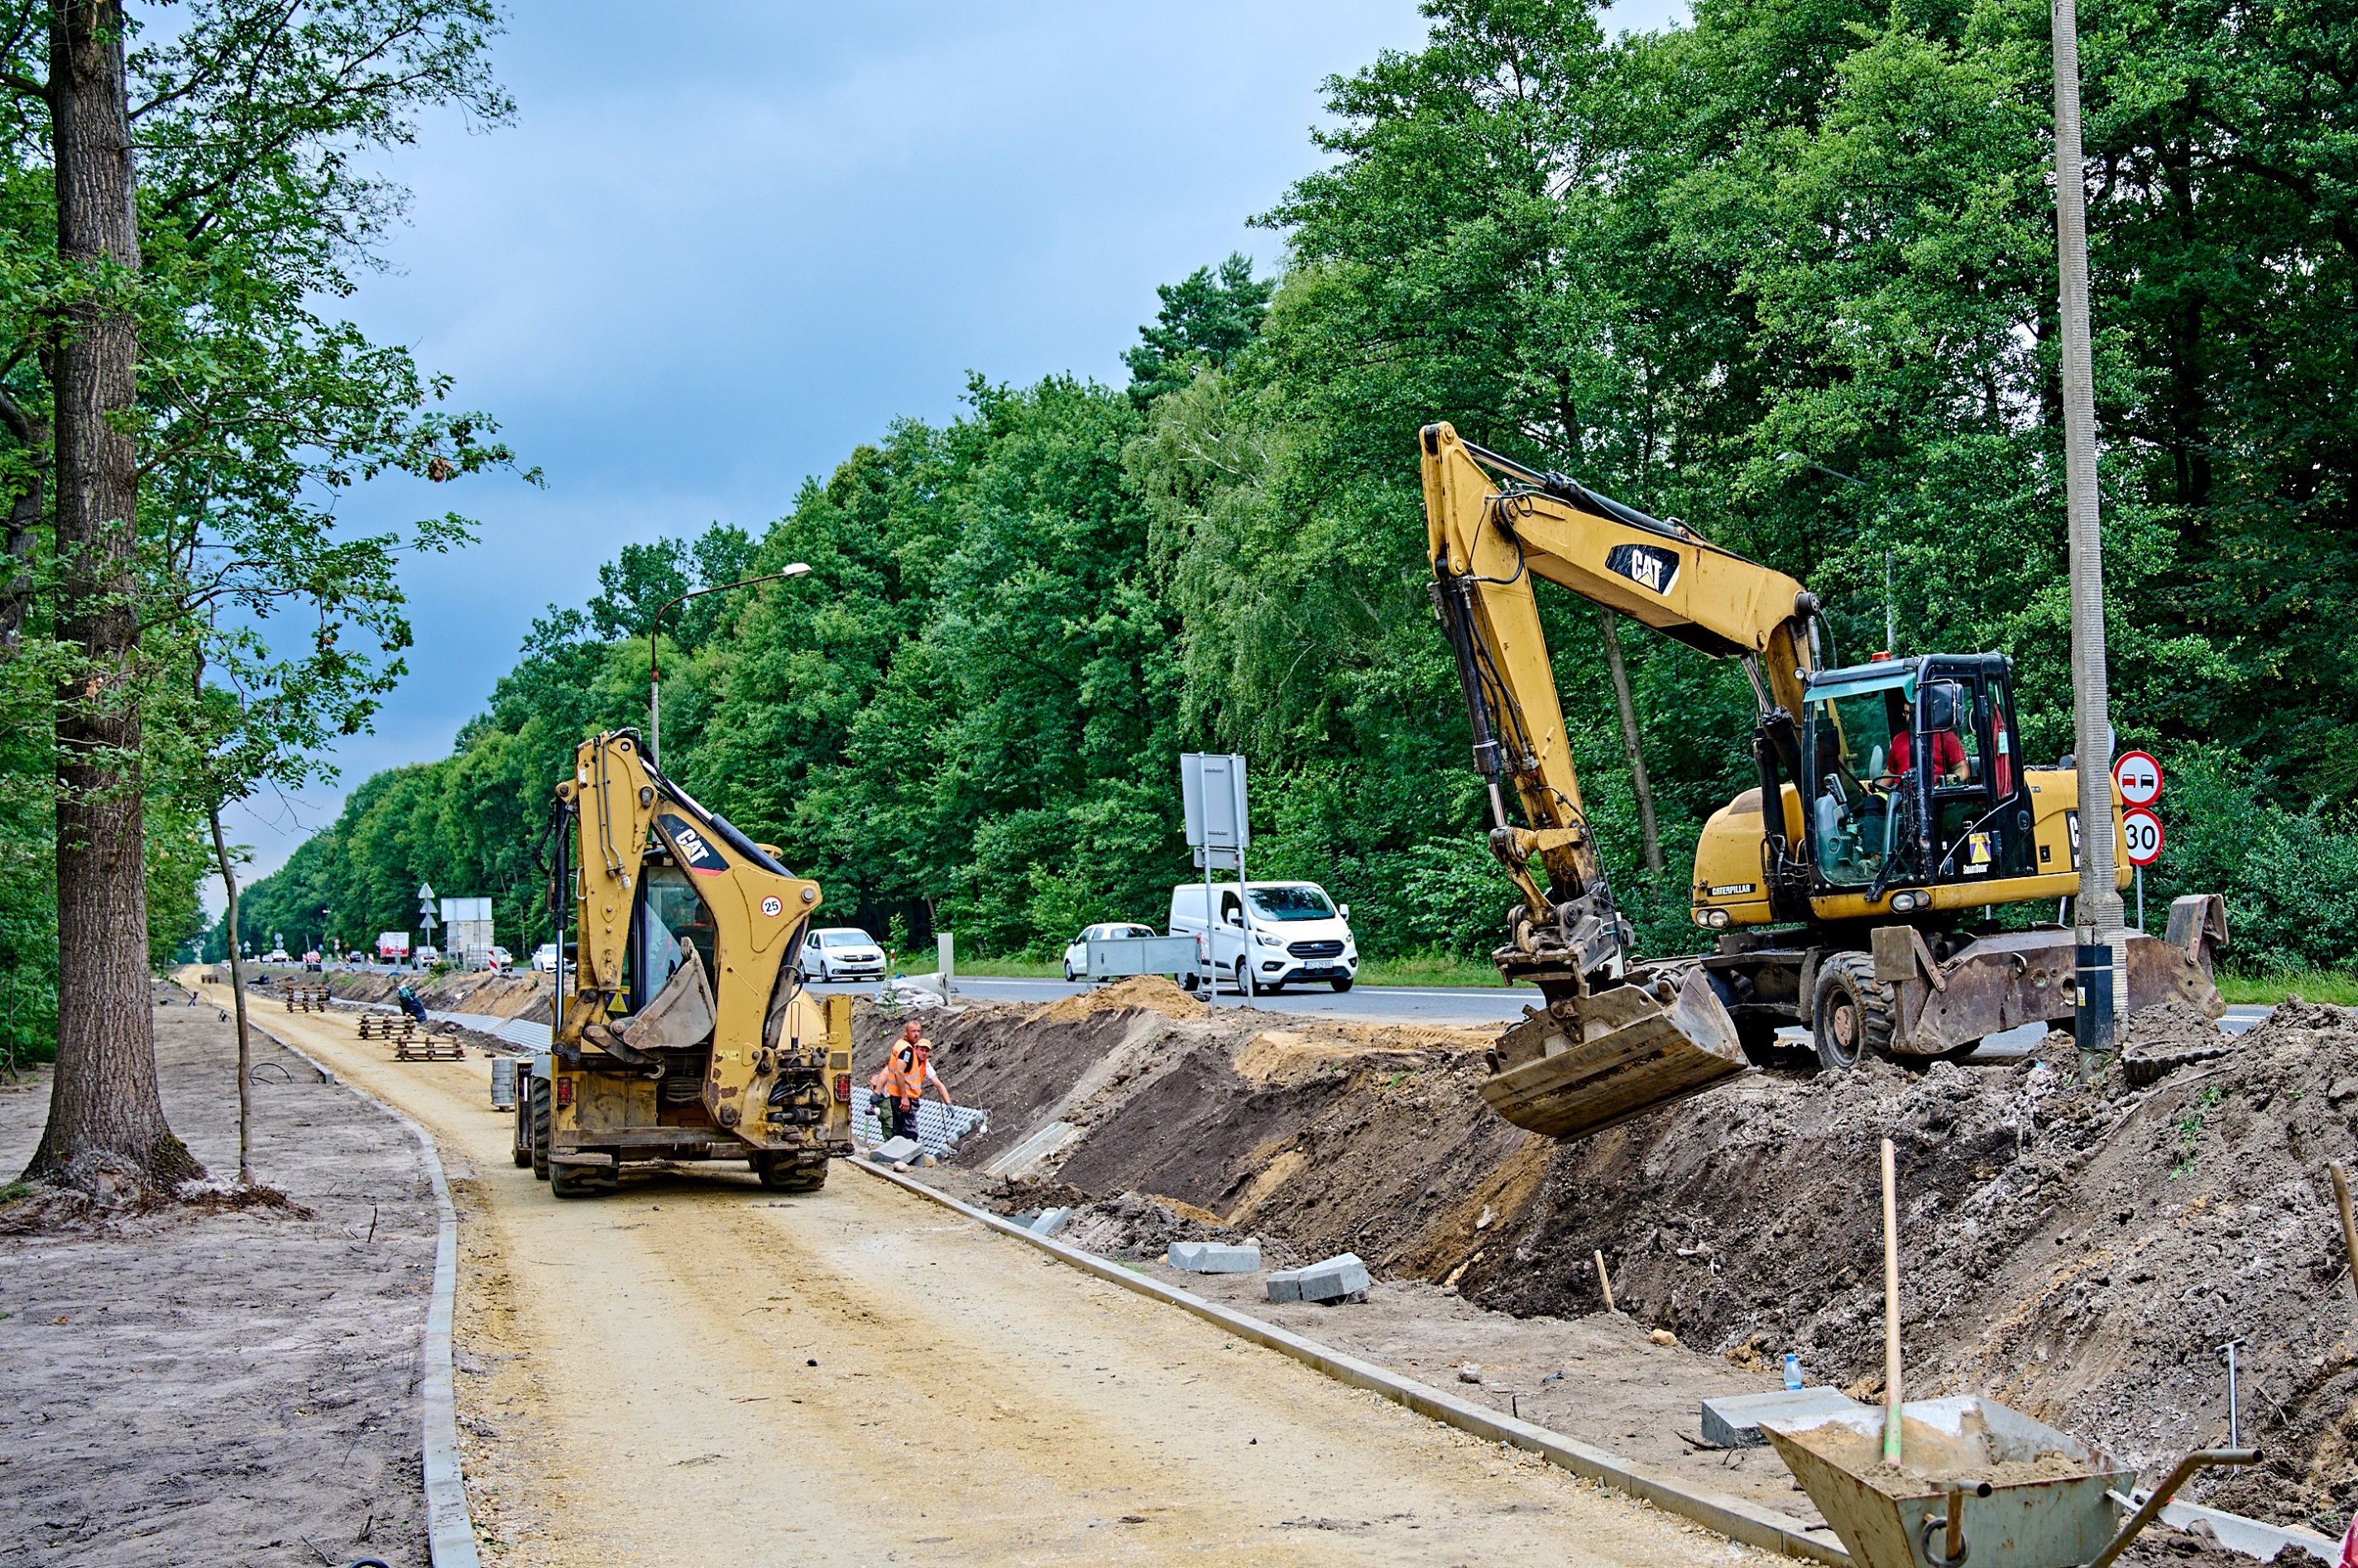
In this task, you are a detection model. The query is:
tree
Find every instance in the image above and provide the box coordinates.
[1123,252,1276,404]
[3,0,517,1192]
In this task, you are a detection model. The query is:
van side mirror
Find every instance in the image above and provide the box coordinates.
[1340,904,1351,919]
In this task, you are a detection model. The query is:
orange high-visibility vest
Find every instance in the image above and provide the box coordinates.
[879,1045,922,1100]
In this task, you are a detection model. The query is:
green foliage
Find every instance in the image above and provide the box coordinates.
[232,0,2358,979]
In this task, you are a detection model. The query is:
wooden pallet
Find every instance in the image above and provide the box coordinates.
[393,1037,466,1062]
[285,985,332,1013]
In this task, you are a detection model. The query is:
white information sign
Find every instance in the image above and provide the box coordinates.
[1180,753,1249,850]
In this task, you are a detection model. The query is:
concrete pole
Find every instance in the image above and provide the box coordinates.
[2053,0,2126,1073]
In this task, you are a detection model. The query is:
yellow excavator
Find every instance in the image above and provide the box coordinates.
[512,731,856,1196]
[1420,423,2226,1139]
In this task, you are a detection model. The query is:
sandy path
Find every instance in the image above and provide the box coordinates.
[198,979,1756,1567]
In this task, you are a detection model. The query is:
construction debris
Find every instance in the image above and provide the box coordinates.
[1166,1240,1260,1273]
[1267,1251,1369,1304]
[1699,1386,1858,1449]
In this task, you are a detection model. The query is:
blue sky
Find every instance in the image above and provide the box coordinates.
[218,0,1689,893]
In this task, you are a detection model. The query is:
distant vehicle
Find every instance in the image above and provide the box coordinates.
[376,932,411,962]
[485,945,514,971]
[302,950,323,971]
[415,944,441,966]
[802,927,886,981]
[530,942,559,974]
[1062,923,1157,983]
[266,947,291,964]
[1168,880,1358,995]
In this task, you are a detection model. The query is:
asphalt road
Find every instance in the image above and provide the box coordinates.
[812,976,2273,1055]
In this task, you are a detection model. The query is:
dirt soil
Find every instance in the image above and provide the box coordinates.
[893,985,2358,1542]
[0,983,438,1566]
[320,968,553,1019]
[208,973,1762,1567]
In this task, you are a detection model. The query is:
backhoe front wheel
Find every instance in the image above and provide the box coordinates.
[1813,953,1895,1072]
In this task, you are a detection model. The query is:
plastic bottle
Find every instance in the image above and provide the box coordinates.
[1785,1352,1803,1391]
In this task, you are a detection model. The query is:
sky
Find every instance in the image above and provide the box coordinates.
[216,0,1690,899]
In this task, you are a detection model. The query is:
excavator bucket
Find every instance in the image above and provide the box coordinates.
[1480,963,1748,1140]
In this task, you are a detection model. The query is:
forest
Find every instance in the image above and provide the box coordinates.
[213,0,2358,987]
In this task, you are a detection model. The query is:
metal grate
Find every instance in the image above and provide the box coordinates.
[1287,940,1345,959]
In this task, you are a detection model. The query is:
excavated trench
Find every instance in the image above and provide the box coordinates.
[864,978,2358,1542]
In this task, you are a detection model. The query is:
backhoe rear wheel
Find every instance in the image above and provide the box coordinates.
[529,1077,551,1180]
[756,1152,828,1192]
[1813,953,1895,1072]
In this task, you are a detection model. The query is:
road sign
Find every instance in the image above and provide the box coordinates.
[1180,753,1248,850]
[2121,806,2164,867]
[2113,750,2162,808]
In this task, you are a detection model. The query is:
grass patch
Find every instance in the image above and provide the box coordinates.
[1356,951,1508,988]
[0,1179,31,1204]
[2214,969,2358,1006]
[942,955,1064,979]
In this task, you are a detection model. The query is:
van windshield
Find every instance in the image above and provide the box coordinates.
[1248,886,1335,922]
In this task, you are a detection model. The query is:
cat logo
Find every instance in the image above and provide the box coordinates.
[658,813,731,877]
[1605,542,1680,597]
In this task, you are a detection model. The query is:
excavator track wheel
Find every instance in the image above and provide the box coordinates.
[1812,953,1896,1072]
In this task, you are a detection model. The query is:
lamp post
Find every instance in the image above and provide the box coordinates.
[648,564,812,768]
[1779,453,1891,655]
[2051,0,2126,1076]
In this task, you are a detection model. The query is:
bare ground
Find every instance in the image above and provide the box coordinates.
[889,982,2358,1542]
[0,983,438,1567]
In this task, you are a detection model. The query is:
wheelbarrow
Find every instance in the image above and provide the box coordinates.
[1761,1395,2256,1568]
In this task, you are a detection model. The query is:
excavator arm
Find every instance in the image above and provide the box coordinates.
[1421,421,1820,984]
[1420,422,1821,1137]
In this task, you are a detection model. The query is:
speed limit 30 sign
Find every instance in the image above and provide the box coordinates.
[2121,806,2164,867]
[2114,750,2162,808]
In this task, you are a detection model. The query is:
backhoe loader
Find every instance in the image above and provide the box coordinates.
[513,731,856,1196]
[1421,423,2226,1140]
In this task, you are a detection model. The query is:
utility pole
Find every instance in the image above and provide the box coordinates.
[2053,0,2126,1077]
[647,563,810,769]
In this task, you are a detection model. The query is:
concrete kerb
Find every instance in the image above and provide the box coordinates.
[848,1158,1848,1566]
[238,1014,482,1568]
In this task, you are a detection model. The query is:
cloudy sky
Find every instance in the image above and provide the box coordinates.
[218,0,1687,892]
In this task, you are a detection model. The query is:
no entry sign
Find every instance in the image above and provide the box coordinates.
[2122,806,2164,867]
[2114,750,2163,808]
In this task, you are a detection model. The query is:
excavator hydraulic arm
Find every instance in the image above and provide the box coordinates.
[1420,422,1822,1138]
[556,732,824,1147]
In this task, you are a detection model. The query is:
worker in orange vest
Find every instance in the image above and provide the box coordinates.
[870,1019,953,1154]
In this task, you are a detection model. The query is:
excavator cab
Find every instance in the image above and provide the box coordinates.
[1797,655,2036,902]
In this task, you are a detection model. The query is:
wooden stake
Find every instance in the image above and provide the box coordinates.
[1594,1249,1616,1313]
[1882,1136,1904,1465]
[2332,1163,2358,1307]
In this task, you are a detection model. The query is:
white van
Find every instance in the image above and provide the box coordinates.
[1168,880,1358,995]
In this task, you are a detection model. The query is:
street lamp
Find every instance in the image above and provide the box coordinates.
[1780,452,1892,656]
[648,564,811,767]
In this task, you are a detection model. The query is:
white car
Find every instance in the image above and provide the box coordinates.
[415,944,441,966]
[1062,923,1157,983]
[485,946,514,971]
[803,926,887,981]
[530,942,559,973]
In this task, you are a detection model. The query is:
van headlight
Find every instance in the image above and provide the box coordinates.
[1255,932,1282,947]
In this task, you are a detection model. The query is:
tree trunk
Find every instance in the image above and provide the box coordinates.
[1598,608,1665,875]
[25,2,202,1190]
[208,811,252,1183]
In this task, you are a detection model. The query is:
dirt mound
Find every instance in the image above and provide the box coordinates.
[909,985,2356,1537]
[321,967,550,1018]
[1031,973,1205,1024]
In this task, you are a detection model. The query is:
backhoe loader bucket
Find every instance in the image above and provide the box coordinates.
[1480,963,1747,1139]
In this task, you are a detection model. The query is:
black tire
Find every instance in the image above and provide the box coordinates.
[1062,963,1076,983]
[1331,977,1354,993]
[1236,959,1253,999]
[757,1152,828,1192]
[1179,971,1197,991]
[549,1160,612,1199]
[1813,953,1896,1071]
[530,1078,550,1181]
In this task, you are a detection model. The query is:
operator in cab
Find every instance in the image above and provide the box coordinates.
[1885,684,1970,784]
